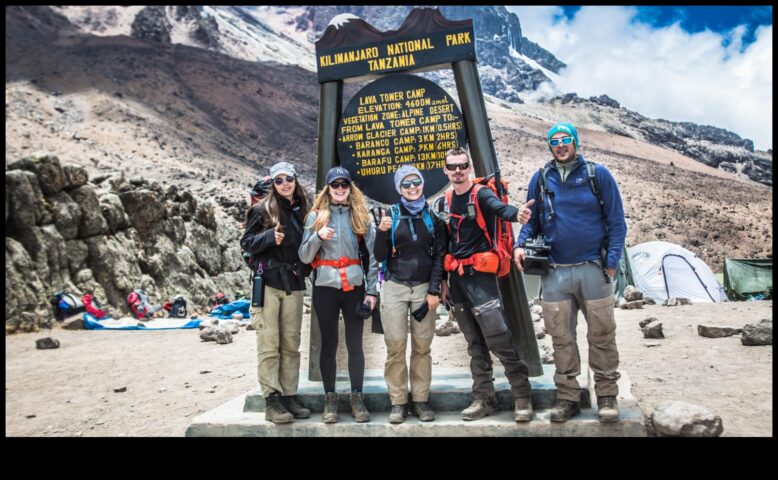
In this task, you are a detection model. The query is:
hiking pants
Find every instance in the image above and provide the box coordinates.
[250,285,304,398]
[380,280,436,406]
[449,269,532,400]
[541,262,620,402]
[313,285,366,393]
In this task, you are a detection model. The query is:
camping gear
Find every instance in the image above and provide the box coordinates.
[81,293,108,319]
[51,291,85,320]
[628,241,727,303]
[82,313,200,330]
[209,299,251,320]
[722,258,773,301]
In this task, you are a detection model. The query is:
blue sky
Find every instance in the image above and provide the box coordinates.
[508,6,773,150]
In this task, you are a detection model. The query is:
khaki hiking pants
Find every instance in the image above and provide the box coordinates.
[380,280,436,406]
[541,262,620,402]
[250,285,304,398]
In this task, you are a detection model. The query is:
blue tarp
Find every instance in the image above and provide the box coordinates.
[82,313,201,330]
[208,299,251,319]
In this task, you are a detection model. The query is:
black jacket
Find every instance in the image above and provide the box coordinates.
[435,185,519,260]
[373,203,447,295]
[240,196,310,294]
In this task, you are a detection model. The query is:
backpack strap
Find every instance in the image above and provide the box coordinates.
[585,160,605,215]
[469,184,492,248]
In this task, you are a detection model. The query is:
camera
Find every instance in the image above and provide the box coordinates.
[522,235,552,276]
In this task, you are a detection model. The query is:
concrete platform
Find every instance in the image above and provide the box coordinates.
[242,365,590,413]
[186,365,647,436]
[186,395,646,437]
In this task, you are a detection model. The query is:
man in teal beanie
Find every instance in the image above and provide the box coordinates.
[515,121,627,424]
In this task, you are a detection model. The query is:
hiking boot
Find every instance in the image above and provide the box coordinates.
[549,399,581,423]
[461,397,496,421]
[322,392,338,424]
[350,391,370,423]
[264,392,294,424]
[597,396,619,423]
[281,395,311,419]
[388,404,408,424]
[513,397,534,422]
[412,401,435,422]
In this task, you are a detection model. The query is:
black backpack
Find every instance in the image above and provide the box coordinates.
[169,297,188,318]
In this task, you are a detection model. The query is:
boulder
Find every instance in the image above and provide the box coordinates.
[16,224,71,287]
[697,325,742,338]
[5,238,51,331]
[435,318,460,336]
[195,200,217,230]
[36,337,61,349]
[639,317,658,328]
[6,170,49,232]
[84,228,145,308]
[651,401,723,437]
[741,320,772,346]
[99,193,130,233]
[62,164,89,190]
[200,326,233,344]
[120,189,167,232]
[623,300,643,310]
[48,191,83,240]
[642,321,664,339]
[623,285,643,302]
[65,239,89,276]
[7,154,66,195]
[67,184,109,237]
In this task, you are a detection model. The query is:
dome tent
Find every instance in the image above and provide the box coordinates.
[628,241,727,304]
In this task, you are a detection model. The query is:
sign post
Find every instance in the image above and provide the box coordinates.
[310,7,542,380]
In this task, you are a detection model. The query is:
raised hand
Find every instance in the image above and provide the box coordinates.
[318,226,335,241]
[274,223,285,245]
[518,199,535,225]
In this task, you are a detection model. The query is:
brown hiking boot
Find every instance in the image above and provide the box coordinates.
[388,404,408,424]
[412,401,435,422]
[462,397,496,421]
[282,395,311,419]
[264,392,294,424]
[513,397,534,422]
[549,399,581,423]
[597,396,619,423]
[322,392,338,424]
[350,391,370,423]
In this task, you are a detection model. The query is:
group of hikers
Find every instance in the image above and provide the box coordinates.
[240,121,627,426]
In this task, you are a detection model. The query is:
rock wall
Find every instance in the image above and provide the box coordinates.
[5,154,247,333]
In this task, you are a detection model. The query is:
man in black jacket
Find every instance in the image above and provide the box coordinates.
[435,147,536,422]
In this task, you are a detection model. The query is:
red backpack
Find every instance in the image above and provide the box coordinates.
[443,176,514,278]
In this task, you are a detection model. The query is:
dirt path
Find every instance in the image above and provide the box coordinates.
[5,301,771,436]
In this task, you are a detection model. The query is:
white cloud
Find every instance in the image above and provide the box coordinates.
[507,6,773,150]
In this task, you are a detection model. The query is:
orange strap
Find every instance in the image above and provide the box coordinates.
[444,252,499,276]
[311,256,361,291]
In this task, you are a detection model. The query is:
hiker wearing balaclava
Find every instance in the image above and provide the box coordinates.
[514,122,627,423]
[372,165,447,424]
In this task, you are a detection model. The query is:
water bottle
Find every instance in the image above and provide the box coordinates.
[252,264,265,307]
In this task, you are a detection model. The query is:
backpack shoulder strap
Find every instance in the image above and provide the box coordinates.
[389,204,400,254]
[421,204,434,234]
[469,184,490,244]
[585,161,605,214]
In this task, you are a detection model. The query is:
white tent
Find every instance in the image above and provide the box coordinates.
[628,241,727,303]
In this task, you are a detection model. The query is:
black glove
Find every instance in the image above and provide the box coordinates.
[411,302,429,322]
[355,301,373,320]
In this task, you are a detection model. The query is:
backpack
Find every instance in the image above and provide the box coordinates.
[51,291,85,321]
[169,296,188,318]
[127,289,153,319]
[442,174,515,278]
[81,293,108,319]
[380,203,435,274]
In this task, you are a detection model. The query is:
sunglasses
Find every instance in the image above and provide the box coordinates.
[329,181,351,190]
[548,136,574,147]
[273,175,296,185]
[445,162,470,171]
[400,178,423,189]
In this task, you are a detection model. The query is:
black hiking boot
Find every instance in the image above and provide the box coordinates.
[322,392,338,424]
[264,392,294,424]
[388,404,408,424]
[282,395,311,419]
[461,397,496,421]
[549,399,581,423]
[597,396,619,423]
[350,391,371,423]
[412,401,435,422]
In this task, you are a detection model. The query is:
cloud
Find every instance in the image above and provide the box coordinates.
[507,6,773,150]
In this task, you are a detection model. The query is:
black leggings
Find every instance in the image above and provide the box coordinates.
[313,285,366,393]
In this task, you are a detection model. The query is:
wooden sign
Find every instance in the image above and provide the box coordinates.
[315,8,475,84]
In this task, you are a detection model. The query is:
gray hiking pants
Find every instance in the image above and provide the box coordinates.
[541,262,620,402]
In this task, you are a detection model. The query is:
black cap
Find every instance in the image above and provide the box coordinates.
[251,176,273,197]
[325,166,352,185]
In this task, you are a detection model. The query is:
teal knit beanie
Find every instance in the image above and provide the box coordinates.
[547,122,579,150]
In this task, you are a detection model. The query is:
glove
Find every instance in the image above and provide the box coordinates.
[411,302,429,322]
[355,301,373,320]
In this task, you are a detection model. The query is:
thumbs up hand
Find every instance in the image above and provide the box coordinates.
[378,208,392,232]
[274,223,285,245]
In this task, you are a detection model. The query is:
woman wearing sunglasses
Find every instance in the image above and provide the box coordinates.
[241,162,312,425]
[373,165,447,424]
[298,166,379,424]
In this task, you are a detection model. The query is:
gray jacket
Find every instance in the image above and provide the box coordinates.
[298,204,378,295]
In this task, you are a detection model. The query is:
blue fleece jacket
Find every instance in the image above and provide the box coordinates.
[515,155,627,270]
